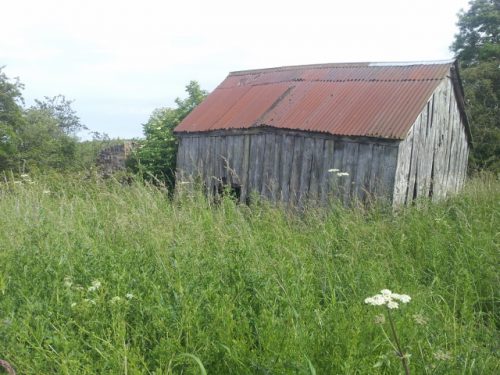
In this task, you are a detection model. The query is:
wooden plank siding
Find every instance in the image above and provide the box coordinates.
[176,128,399,205]
[393,76,469,205]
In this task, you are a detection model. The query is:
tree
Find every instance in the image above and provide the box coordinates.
[0,68,84,172]
[0,67,25,170]
[18,107,77,170]
[32,95,87,136]
[451,0,499,172]
[130,81,208,188]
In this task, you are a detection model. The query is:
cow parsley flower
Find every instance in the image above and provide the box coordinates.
[125,293,134,300]
[387,301,399,309]
[111,296,124,304]
[364,289,411,309]
[365,288,412,374]
[63,276,73,288]
[337,172,349,177]
[88,280,101,292]
[328,168,339,173]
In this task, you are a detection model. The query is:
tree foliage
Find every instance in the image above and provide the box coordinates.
[32,95,87,135]
[0,67,24,170]
[451,0,499,172]
[130,81,208,188]
[0,67,81,172]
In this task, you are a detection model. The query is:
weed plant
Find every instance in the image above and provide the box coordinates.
[0,172,498,374]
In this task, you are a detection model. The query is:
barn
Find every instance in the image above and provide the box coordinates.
[174,60,471,206]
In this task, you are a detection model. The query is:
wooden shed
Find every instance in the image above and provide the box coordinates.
[174,60,471,205]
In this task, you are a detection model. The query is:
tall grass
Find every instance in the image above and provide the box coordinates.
[0,172,498,374]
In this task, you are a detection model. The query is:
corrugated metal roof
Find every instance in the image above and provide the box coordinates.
[174,61,455,139]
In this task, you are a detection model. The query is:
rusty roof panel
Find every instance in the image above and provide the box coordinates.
[175,61,454,139]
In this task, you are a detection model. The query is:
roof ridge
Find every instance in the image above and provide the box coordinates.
[229,60,455,76]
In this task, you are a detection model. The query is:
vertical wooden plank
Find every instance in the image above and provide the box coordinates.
[193,137,203,181]
[354,143,373,202]
[222,135,230,182]
[181,137,191,176]
[224,135,234,184]
[342,142,359,204]
[379,145,399,201]
[445,97,458,194]
[280,134,294,203]
[250,134,265,196]
[405,114,421,203]
[308,137,325,202]
[240,134,251,203]
[189,137,199,177]
[432,81,448,201]
[421,101,435,198]
[204,136,216,194]
[457,131,468,191]
[416,108,430,198]
[213,136,221,187]
[271,133,283,202]
[299,137,314,203]
[331,140,345,201]
[176,136,186,177]
[231,135,244,186]
[261,133,276,198]
[369,142,384,197]
[392,140,407,206]
[443,79,454,197]
[289,135,304,205]
[320,139,335,203]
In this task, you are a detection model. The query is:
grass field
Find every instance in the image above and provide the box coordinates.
[0,173,498,374]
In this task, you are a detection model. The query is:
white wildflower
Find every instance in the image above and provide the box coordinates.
[43,190,51,194]
[413,313,428,325]
[392,293,411,303]
[364,295,386,306]
[365,289,411,309]
[328,168,339,173]
[63,276,73,288]
[71,302,77,308]
[20,174,29,179]
[111,296,124,304]
[433,350,452,361]
[125,293,134,300]
[387,301,399,309]
[337,172,349,177]
[88,280,101,292]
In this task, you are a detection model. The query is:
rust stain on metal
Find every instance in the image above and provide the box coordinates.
[175,61,454,139]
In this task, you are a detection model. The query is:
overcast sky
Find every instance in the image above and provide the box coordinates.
[1,0,470,140]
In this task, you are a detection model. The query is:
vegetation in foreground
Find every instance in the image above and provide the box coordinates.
[0,173,498,374]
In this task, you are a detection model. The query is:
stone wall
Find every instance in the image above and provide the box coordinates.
[97,142,135,174]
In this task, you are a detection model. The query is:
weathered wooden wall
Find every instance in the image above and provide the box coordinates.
[393,77,469,205]
[176,128,399,205]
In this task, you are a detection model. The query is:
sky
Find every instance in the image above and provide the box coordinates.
[1,0,470,140]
